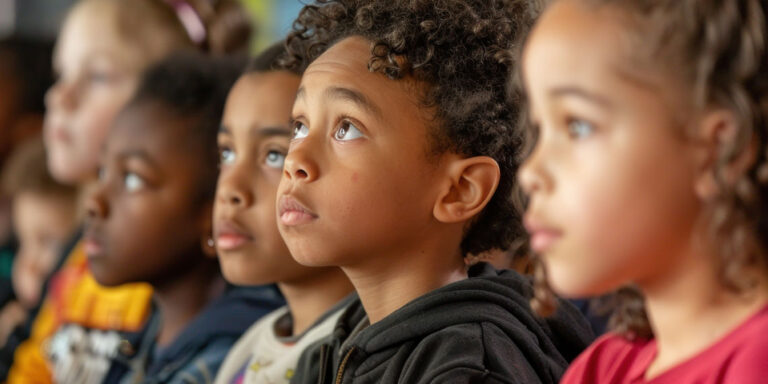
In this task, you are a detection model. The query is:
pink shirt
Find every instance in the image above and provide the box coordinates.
[561,305,768,384]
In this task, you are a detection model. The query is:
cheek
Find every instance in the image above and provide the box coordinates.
[547,140,700,295]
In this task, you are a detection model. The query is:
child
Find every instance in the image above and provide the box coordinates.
[7,0,253,382]
[518,0,768,382]
[0,138,78,345]
[278,1,594,383]
[81,52,282,383]
[212,44,354,384]
[0,36,54,306]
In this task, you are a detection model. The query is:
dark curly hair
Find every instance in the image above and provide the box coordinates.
[523,0,768,339]
[280,0,540,257]
[125,52,243,204]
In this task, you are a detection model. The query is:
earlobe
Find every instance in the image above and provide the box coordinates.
[693,109,754,201]
[434,156,500,224]
[198,203,217,258]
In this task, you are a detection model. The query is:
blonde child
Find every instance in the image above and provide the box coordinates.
[0,139,77,345]
[519,0,768,382]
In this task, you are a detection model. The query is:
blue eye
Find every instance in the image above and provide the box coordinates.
[124,172,145,192]
[293,122,309,139]
[567,119,595,139]
[265,150,286,169]
[220,147,236,166]
[334,121,364,141]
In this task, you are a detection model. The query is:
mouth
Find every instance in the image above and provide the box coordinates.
[45,121,72,144]
[82,229,105,259]
[524,216,563,254]
[215,219,255,251]
[278,195,318,226]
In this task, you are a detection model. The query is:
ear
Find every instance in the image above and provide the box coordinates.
[694,109,755,200]
[197,201,217,258]
[433,155,500,224]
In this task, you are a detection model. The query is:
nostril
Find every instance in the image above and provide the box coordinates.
[296,169,308,179]
[229,195,242,205]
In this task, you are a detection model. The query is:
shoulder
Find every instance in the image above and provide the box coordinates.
[561,333,649,384]
[721,308,768,383]
[402,323,535,383]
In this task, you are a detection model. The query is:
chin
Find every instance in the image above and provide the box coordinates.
[220,261,261,286]
[546,264,606,298]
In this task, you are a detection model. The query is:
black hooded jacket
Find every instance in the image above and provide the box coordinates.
[291,264,594,384]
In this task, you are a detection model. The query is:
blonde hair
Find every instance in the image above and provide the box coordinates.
[71,0,252,59]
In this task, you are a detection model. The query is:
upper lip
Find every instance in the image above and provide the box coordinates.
[523,215,561,235]
[278,195,317,218]
[82,225,105,255]
[214,218,254,239]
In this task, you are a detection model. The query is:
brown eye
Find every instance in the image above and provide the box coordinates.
[334,121,363,141]
[293,122,309,139]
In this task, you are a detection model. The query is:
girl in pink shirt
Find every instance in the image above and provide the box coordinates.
[517,0,768,383]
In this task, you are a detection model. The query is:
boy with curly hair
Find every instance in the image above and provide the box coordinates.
[276,0,594,383]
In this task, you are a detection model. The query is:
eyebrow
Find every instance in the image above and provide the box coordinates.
[118,149,158,168]
[252,126,291,138]
[549,86,614,109]
[295,85,383,120]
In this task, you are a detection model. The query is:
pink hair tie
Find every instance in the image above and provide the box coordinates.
[165,0,207,45]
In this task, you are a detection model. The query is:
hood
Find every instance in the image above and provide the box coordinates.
[336,263,594,377]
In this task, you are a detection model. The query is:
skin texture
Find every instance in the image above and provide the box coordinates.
[519,0,768,377]
[277,36,499,323]
[215,71,352,334]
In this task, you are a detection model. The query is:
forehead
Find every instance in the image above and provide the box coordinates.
[108,102,194,158]
[524,1,633,85]
[56,2,146,72]
[224,72,300,127]
[300,36,427,113]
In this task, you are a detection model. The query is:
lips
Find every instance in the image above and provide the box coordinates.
[524,216,563,254]
[278,195,318,226]
[214,219,255,251]
[82,229,105,259]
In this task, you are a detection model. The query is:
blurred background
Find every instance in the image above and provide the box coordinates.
[0,0,303,51]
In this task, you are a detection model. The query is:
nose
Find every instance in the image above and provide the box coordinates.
[283,142,319,183]
[216,163,254,209]
[518,141,551,196]
[85,182,109,220]
[45,77,79,113]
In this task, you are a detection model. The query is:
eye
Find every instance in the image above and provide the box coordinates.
[334,121,364,141]
[219,147,236,166]
[293,122,309,139]
[97,166,106,182]
[124,172,145,192]
[567,118,595,139]
[87,70,113,85]
[265,150,286,169]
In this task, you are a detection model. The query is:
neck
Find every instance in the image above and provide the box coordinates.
[343,235,467,324]
[641,242,768,378]
[152,258,224,347]
[277,268,353,336]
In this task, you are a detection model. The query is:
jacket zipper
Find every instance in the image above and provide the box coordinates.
[335,347,355,384]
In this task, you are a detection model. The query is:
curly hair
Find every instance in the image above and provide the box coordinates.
[280,0,540,257]
[524,0,768,339]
